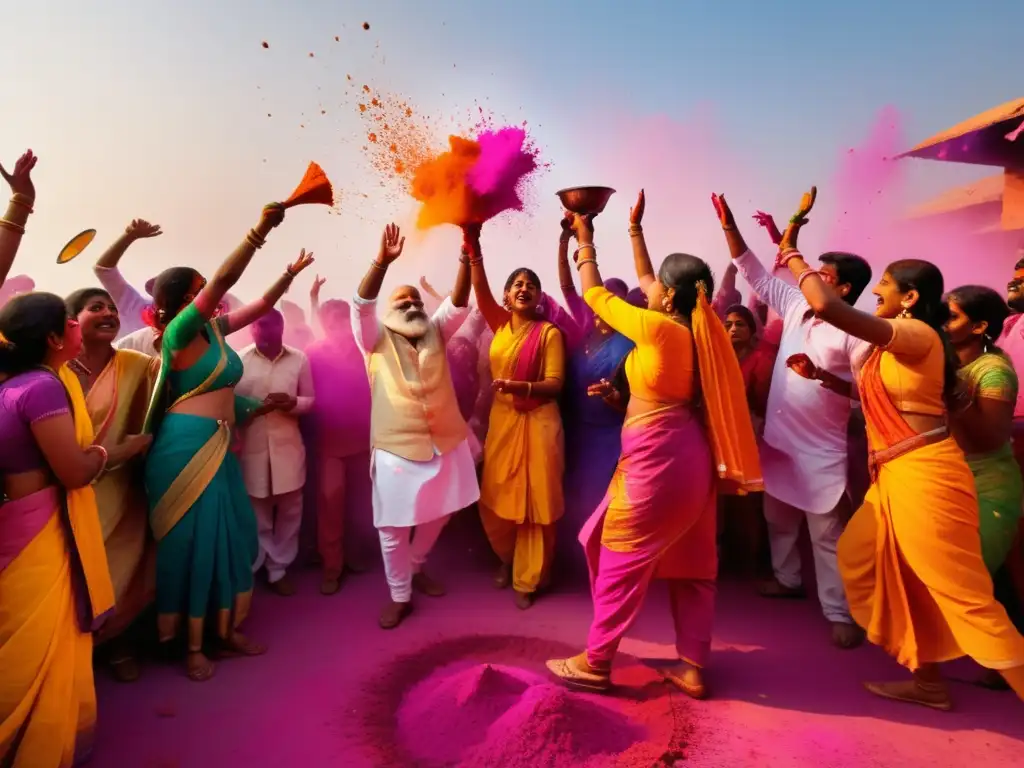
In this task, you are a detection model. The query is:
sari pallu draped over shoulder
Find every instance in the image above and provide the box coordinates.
[839,346,1024,675]
[1,368,116,768]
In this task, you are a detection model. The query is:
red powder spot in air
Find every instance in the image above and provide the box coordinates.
[261,41,269,49]
[371,97,380,107]
[308,52,315,57]
[368,132,378,142]
[347,74,353,81]
[358,104,367,112]
[267,113,272,117]
[363,22,370,30]
[383,123,389,130]
[300,124,305,128]
[335,36,340,41]
[321,110,327,115]
[389,143,397,153]
[405,107,413,117]
[395,160,405,174]
[362,85,371,93]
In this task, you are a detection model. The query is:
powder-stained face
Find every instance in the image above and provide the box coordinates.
[1007,267,1024,312]
[77,293,120,344]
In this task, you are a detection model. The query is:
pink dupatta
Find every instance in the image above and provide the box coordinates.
[511,321,547,412]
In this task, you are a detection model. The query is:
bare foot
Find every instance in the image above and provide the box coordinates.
[658,661,708,700]
[109,655,141,683]
[269,574,296,596]
[320,574,342,596]
[514,590,534,610]
[187,651,215,682]
[379,600,412,629]
[412,571,446,597]
[220,631,267,658]
[494,563,512,589]
[864,679,952,711]
[758,579,806,599]
[831,621,865,649]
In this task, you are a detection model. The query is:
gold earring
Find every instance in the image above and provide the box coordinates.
[897,305,912,319]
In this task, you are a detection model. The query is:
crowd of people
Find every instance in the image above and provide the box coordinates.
[2,148,1024,767]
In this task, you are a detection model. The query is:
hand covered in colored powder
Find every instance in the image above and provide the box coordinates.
[752,211,783,245]
[310,274,326,300]
[785,353,819,381]
[378,223,406,265]
[629,189,645,226]
[125,218,163,241]
[287,248,315,276]
[711,193,737,230]
[0,149,37,199]
[790,186,817,225]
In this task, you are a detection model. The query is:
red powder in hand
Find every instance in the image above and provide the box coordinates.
[363,22,370,30]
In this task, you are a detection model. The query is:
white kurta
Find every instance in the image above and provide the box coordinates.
[235,345,315,498]
[351,295,481,529]
[734,250,867,515]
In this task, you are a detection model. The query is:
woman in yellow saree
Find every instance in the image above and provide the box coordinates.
[66,287,159,683]
[465,223,566,610]
[770,187,1024,709]
[1,292,149,767]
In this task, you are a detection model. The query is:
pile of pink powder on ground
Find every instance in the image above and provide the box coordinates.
[347,634,693,767]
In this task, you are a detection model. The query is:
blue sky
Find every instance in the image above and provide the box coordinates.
[2,0,1020,302]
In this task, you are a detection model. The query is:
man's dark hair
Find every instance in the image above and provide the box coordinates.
[1014,257,1024,271]
[819,252,872,305]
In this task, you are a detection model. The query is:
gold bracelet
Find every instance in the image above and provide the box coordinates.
[370,260,386,271]
[469,258,483,266]
[0,218,25,235]
[9,194,34,214]
[575,257,597,270]
[245,231,264,250]
[628,224,643,236]
[284,268,298,279]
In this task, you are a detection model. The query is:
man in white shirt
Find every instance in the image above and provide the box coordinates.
[733,246,872,648]
[236,309,315,595]
[352,223,479,629]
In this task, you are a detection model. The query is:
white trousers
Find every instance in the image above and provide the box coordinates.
[251,490,304,583]
[378,515,451,603]
[763,493,853,624]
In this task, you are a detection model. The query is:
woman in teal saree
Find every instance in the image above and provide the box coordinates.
[142,203,313,680]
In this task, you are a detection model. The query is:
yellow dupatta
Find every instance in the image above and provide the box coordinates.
[57,365,116,626]
[690,286,763,493]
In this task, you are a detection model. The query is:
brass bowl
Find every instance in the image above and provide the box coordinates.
[556,186,616,216]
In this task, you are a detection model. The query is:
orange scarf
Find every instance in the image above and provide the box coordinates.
[690,285,763,493]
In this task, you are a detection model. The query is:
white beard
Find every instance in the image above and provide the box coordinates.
[384,309,430,340]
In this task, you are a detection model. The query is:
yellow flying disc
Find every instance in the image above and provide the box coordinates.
[56,229,97,264]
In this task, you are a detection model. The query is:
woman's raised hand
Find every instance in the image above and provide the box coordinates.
[125,219,163,240]
[310,274,327,300]
[629,189,645,226]
[288,248,315,276]
[560,211,575,240]
[0,149,37,199]
[752,210,783,245]
[711,193,737,230]
[566,211,595,243]
[260,203,286,230]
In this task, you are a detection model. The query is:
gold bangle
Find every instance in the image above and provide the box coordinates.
[628,224,643,236]
[469,258,483,266]
[0,218,25,235]
[284,269,298,279]
[9,194,34,214]
[370,260,386,271]
[575,257,597,270]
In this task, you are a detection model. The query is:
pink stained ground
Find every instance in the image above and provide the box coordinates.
[90,513,1024,767]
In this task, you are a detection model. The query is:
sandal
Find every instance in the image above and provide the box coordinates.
[187,650,215,682]
[758,579,806,599]
[109,655,141,683]
[545,654,611,693]
[216,632,267,659]
[657,664,709,700]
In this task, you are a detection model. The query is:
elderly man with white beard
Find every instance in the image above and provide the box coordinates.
[351,222,480,629]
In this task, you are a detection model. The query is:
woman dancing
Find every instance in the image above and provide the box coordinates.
[1,292,149,766]
[142,202,310,681]
[767,187,1024,708]
[66,287,159,682]
[547,192,761,698]
[467,223,566,609]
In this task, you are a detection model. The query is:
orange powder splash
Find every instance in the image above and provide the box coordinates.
[410,136,482,229]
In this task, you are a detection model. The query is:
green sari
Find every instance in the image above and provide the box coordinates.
[958,352,1024,572]
[142,304,261,647]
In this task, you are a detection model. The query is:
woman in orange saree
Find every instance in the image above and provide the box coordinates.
[771,186,1024,709]
[546,191,762,698]
[466,223,566,611]
[66,287,159,682]
[1,292,149,767]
